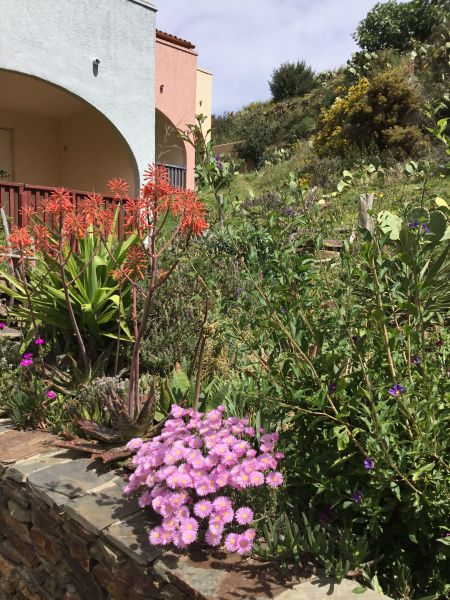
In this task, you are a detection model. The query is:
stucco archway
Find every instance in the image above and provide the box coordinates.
[0,70,139,194]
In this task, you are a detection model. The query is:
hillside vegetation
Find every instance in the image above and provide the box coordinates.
[212,8,449,172]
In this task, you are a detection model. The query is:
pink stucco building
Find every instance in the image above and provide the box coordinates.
[155,30,212,191]
[156,30,198,190]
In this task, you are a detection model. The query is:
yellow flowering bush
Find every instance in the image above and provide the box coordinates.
[314,71,425,158]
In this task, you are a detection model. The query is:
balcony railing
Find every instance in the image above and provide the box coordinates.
[0,181,123,236]
[0,169,187,235]
[158,163,186,189]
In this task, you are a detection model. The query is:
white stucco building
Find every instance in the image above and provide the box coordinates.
[0,0,157,195]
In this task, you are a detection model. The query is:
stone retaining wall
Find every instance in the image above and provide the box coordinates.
[0,422,391,600]
[0,429,187,600]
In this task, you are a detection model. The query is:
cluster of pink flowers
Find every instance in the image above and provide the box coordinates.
[125,405,284,555]
[20,353,34,367]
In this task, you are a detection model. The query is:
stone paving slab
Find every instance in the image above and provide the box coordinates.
[27,458,116,507]
[0,326,21,339]
[0,419,13,435]
[155,552,392,600]
[0,429,57,463]
[154,550,302,600]
[103,510,163,565]
[65,479,140,534]
[5,450,76,482]
[277,577,391,599]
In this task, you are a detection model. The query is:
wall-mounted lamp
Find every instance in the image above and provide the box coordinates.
[93,58,101,77]
[160,84,165,93]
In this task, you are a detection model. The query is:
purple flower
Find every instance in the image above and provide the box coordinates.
[318,506,333,525]
[422,223,430,234]
[0,322,6,330]
[351,335,359,343]
[389,384,405,397]
[328,382,337,394]
[352,490,363,503]
[364,458,375,470]
[408,220,420,229]
[34,338,45,345]
[20,358,33,367]
[23,353,33,359]
[284,207,295,217]
[412,356,421,365]
[46,391,57,399]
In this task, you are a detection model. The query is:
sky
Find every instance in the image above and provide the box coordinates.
[154,0,382,115]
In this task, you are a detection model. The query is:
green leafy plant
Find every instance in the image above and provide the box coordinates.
[211,186,450,598]
[179,114,241,225]
[354,0,449,52]
[269,61,317,102]
[0,221,136,366]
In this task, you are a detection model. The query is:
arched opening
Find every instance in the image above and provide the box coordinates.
[0,71,138,194]
[155,109,187,188]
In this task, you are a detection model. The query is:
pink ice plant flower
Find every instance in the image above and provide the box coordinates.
[34,337,45,345]
[20,353,33,367]
[125,404,284,555]
[46,390,57,399]
[235,507,254,525]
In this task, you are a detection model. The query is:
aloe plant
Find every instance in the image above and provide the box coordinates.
[0,225,137,364]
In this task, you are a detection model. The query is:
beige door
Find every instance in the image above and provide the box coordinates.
[0,128,13,180]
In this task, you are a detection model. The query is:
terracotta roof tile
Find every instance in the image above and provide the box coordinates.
[156,29,196,50]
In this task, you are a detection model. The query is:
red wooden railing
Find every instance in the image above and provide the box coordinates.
[0,181,125,238]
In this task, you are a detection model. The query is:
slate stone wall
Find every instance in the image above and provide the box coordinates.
[0,472,186,600]
[0,423,392,600]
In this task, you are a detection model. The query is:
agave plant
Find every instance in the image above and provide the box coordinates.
[0,219,136,365]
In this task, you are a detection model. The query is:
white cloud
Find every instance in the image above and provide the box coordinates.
[154,0,380,114]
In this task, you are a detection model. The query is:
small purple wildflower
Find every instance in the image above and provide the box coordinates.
[34,337,45,345]
[422,223,430,234]
[318,506,333,525]
[389,384,405,397]
[412,356,421,365]
[0,323,6,330]
[328,382,337,394]
[408,220,420,229]
[46,391,57,399]
[20,357,33,367]
[352,490,363,503]
[23,353,33,359]
[364,458,375,470]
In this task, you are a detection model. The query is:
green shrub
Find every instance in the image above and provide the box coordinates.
[269,61,317,102]
[354,0,450,52]
[215,194,450,598]
[315,70,426,158]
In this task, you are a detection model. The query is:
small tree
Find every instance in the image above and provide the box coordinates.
[269,61,316,102]
[179,115,240,226]
[354,0,450,52]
